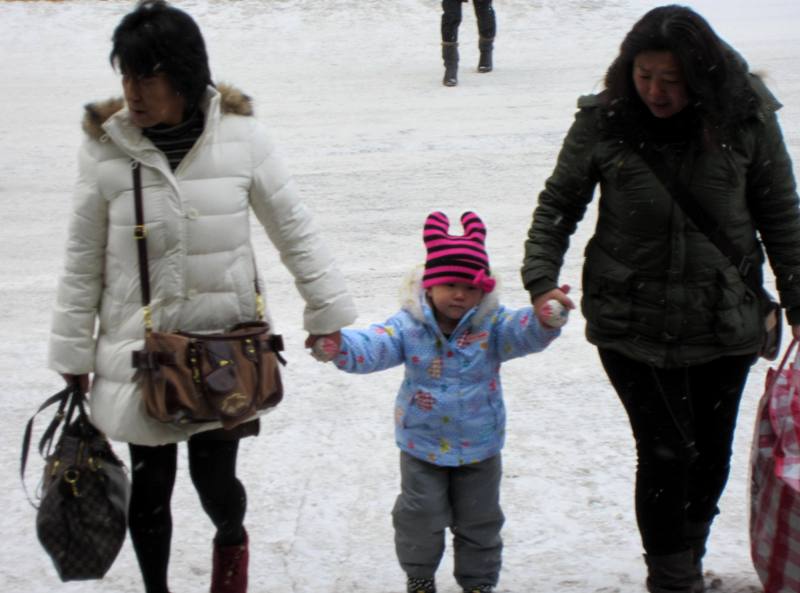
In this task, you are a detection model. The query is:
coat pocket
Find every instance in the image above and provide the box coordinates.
[582,239,635,336]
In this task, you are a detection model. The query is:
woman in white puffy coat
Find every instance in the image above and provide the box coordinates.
[47,2,356,592]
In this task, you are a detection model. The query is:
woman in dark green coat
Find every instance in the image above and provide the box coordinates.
[522,5,800,593]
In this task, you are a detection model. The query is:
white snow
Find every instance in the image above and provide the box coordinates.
[2,1,799,592]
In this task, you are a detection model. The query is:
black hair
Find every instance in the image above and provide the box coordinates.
[602,4,758,142]
[110,0,212,109]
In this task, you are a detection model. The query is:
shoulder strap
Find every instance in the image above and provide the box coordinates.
[132,163,152,314]
[637,148,768,301]
[130,162,264,324]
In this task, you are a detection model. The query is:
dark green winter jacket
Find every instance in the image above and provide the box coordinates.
[522,83,800,367]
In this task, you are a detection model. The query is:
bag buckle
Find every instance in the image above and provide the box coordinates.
[269,335,288,366]
[738,257,752,277]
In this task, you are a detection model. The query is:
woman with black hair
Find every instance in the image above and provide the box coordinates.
[47,2,356,592]
[521,5,800,592]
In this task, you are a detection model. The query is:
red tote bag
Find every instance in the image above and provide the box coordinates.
[750,339,800,593]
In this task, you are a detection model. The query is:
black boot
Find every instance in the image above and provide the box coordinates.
[478,37,493,72]
[685,521,711,592]
[442,42,458,87]
[644,550,696,593]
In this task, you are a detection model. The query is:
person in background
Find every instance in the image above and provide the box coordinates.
[314,211,564,593]
[521,5,800,593]
[441,0,496,87]
[47,2,356,592]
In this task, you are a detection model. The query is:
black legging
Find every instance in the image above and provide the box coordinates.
[441,0,496,43]
[599,348,755,555]
[128,437,246,593]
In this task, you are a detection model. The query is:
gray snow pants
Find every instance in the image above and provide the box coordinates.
[392,451,505,589]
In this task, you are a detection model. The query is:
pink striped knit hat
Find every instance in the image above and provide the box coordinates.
[422,211,496,293]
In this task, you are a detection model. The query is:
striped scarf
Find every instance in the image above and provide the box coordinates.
[142,108,205,171]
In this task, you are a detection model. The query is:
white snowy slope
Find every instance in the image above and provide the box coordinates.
[1,1,799,592]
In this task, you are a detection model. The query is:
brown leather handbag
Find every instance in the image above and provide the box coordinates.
[129,162,286,429]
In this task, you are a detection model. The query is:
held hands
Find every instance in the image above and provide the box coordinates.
[533,285,575,329]
[306,331,342,363]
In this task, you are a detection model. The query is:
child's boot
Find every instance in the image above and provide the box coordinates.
[478,37,493,72]
[407,576,436,593]
[442,42,459,86]
[464,586,494,593]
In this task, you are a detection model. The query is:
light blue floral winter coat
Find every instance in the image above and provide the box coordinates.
[333,269,560,466]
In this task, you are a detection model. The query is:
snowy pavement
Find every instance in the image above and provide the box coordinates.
[2,1,799,591]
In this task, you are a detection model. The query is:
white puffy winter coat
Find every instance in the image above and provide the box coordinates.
[48,84,357,445]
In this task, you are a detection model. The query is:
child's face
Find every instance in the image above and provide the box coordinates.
[427,283,484,329]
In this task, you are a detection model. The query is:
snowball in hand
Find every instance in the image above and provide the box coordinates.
[540,299,569,328]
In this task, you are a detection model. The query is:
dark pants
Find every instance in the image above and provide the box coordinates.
[441,0,496,43]
[393,452,505,589]
[598,348,755,555]
[128,436,247,593]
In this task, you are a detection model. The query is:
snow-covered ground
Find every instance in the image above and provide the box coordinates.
[2,1,799,591]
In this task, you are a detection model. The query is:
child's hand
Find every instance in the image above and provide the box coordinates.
[306,332,341,362]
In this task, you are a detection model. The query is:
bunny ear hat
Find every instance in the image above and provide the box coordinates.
[421,211,496,293]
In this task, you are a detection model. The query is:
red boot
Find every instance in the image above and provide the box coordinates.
[210,529,248,593]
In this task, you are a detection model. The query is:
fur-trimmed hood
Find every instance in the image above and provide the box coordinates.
[400,264,501,326]
[81,83,253,140]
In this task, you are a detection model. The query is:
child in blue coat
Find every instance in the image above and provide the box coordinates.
[313,211,566,593]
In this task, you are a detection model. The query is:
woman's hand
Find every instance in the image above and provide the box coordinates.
[306,331,342,362]
[61,373,90,393]
[533,285,575,327]
[532,285,575,323]
[792,324,800,341]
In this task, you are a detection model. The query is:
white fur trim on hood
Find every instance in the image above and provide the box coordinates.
[400,264,501,326]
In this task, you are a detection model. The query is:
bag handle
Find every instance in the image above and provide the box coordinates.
[764,339,800,460]
[19,382,89,508]
[765,339,799,394]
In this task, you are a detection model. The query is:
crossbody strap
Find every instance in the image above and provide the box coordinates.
[637,148,769,302]
[130,162,265,330]
[131,162,153,332]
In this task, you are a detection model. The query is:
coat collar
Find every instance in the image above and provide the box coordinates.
[80,84,253,186]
